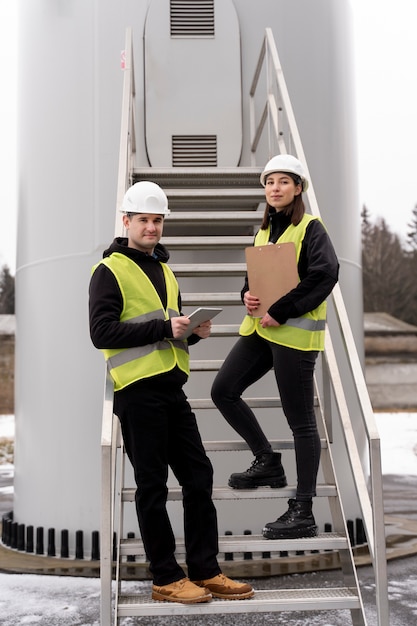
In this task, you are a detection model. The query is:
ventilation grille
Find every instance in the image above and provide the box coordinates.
[172,135,217,167]
[170,0,215,37]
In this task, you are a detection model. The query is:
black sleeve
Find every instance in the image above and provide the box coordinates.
[89,264,173,349]
[268,220,339,324]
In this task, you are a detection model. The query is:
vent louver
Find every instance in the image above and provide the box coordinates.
[170,0,215,37]
[172,135,217,166]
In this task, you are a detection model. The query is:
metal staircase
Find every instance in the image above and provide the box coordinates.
[99,28,389,626]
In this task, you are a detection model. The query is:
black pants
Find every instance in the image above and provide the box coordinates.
[114,379,221,586]
[211,333,320,500]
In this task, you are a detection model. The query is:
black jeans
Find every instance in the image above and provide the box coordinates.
[211,333,320,500]
[114,379,221,586]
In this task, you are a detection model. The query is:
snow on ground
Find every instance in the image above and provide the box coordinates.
[0,414,14,438]
[0,573,102,626]
[375,412,417,475]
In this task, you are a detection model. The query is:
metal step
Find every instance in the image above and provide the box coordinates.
[161,236,254,249]
[122,484,337,502]
[201,438,327,452]
[171,263,246,277]
[182,292,241,306]
[164,188,264,207]
[166,210,263,224]
[197,323,240,336]
[188,396,283,410]
[132,166,263,188]
[117,587,361,617]
[120,532,348,557]
[189,359,226,370]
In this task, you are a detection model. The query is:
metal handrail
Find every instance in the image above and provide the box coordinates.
[115,27,136,237]
[100,374,116,626]
[249,27,388,625]
[100,27,136,626]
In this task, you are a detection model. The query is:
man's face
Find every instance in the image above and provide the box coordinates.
[123,213,164,254]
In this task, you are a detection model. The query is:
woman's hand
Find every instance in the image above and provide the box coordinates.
[244,291,261,316]
[260,313,280,328]
[192,320,212,339]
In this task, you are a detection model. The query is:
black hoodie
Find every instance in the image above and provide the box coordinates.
[89,237,199,352]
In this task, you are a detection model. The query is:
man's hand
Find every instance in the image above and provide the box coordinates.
[170,316,191,338]
[192,320,212,339]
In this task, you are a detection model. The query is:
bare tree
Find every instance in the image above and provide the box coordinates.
[362,217,415,323]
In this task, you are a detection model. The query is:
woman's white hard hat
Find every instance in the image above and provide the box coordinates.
[120,181,170,215]
[260,154,309,192]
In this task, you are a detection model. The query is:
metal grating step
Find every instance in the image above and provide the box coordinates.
[164,188,264,208]
[166,210,263,223]
[182,292,240,306]
[188,396,283,409]
[122,484,337,502]
[132,166,263,188]
[117,587,361,617]
[209,323,241,336]
[171,263,246,277]
[189,359,227,370]
[161,235,254,249]
[188,395,318,409]
[120,531,348,557]
[201,438,327,452]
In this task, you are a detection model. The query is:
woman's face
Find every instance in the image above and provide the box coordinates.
[264,172,301,211]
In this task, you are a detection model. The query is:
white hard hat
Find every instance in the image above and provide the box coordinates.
[120,181,170,216]
[260,154,309,192]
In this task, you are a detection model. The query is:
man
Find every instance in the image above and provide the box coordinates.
[89,181,254,604]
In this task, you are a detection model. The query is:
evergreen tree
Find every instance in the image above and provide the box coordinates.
[361,204,372,246]
[404,204,417,323]
[0,265,15,314]
[360,203,372,228]
[406,204,417,251]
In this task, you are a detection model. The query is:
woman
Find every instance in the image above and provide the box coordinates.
[211,154,339,539]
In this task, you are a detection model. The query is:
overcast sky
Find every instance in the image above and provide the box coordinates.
[1,1,416,274]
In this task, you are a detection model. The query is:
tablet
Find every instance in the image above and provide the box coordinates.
[181,307,222,338]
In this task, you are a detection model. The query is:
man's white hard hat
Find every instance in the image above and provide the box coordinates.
[120,181,170,215]
[260,154,309,192]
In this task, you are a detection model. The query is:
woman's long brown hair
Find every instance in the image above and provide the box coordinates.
[260,193,305,230]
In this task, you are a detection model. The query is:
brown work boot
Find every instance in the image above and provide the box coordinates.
[193,573,254,600]
[152,577,212,604]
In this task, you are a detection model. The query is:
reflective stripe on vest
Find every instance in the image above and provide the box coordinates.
[239,214,327,351]
[92,253,189,390]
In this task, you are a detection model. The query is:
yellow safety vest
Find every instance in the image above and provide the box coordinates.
[92,252,189,390]
[239,214,327,351]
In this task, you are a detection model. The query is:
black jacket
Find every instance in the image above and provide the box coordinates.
[241,211,339,324]
[89,237,200,351]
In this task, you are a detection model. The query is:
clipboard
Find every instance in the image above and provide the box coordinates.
[245,242,298,317]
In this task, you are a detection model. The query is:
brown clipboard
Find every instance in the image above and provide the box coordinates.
[245,242,299,317]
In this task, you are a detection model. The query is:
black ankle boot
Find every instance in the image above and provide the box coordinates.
[228,452,287,489]
[263,498,318,539]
